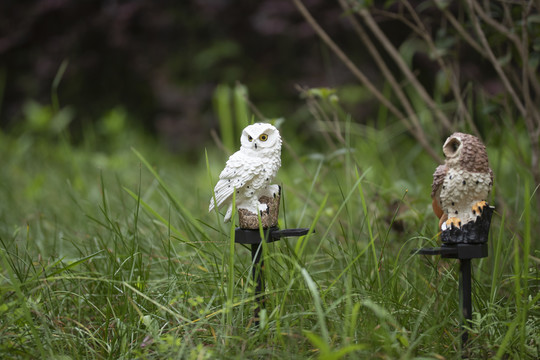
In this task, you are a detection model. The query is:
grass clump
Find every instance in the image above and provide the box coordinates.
[0,92,538,360]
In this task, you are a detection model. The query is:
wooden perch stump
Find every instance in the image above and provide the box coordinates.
[238,195,280,229]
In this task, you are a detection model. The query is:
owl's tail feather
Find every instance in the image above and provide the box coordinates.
[209,199,232,222]
[432,198,443,219]
[223,206,232,222]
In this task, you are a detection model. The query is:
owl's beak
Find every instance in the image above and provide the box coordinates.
[254,143,258,149]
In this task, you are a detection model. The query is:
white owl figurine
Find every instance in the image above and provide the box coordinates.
[209,123,282,222]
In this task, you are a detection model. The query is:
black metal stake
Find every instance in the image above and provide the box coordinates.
[459,258,472,347]
[413,243,488,354]
[251,242,264,321]
[412,207,493,355]
[235,227,310,325]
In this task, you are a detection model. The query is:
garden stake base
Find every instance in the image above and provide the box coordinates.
[235,227,310,325]
[413,243,487,353]
[413,209,493,356]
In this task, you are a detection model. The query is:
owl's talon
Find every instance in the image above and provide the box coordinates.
[472,201,487,217]
[443,217,462,230]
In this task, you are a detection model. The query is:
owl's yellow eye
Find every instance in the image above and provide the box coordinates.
[259,134,268,142]
[248,135,253,142]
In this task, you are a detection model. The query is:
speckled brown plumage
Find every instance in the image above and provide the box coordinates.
[431,132,494,231]
[431,164,447,199]
[454,132,491,173]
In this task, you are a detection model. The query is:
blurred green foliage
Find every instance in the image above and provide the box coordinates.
[213,83,250,153]
[0,1,539,359]
[1,87,537,357]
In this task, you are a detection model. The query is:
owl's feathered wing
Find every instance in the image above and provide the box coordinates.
[431,164,447,221]
[209,151,250,213]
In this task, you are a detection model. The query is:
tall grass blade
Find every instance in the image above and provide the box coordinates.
[0,249,48,358]
[301,267,330,343]
[51,59,69,113]
[234,83,250,131]
[356,167,381,289]
[295,193,327,260]
[226,189,236,331]
[131,147,209,240]
[214,85,234,152]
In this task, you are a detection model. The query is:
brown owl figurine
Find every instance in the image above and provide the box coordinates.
[431,133,494,232]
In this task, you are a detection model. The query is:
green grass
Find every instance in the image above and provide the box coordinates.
[0,99,538,359]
